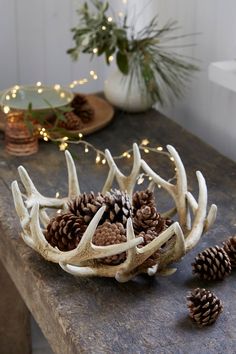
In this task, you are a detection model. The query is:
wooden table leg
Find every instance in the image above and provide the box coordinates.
[0,261,31,354]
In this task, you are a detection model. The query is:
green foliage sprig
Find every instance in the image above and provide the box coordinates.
[67,0,199,105]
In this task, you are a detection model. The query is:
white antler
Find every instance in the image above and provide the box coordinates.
[12,144,217,282]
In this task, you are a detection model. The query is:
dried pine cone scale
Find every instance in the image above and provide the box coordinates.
[71,94,95,123]
[223,235,236,267]
[132,189,156,214]
[192,245,231,280]
[45,212,87,251]
[187,288,223,326]
[92,221,126,265]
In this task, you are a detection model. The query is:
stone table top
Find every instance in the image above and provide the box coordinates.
[0,107,235,354]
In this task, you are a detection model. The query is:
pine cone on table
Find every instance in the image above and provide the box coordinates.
[133,205,165,233]
[102,189,132,226]
[92,221,126,265]
[45,212,87,251]
[71,94,95,123]
[223,235,236,267]
[132,189,156,215]
[59,111,83,130]
[192,245,231,281]
[68,192,105,224]
[187,288,223,326]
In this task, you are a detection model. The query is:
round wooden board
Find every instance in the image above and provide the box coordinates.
[0,94,114,136]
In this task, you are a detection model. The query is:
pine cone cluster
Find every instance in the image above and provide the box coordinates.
[192,245,231,281]
[71,94,94,123]
[44,188,172,269]
[187,288,223,327]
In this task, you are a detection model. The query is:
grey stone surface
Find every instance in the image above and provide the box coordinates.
[0,108,236,353]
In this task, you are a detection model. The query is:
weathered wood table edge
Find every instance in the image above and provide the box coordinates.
[0,107,236,354]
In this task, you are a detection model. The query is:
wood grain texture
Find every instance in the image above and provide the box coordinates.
[0,108,236,353]
[0,260,31,354]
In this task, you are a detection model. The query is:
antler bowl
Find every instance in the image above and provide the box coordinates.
[12,143,217,282]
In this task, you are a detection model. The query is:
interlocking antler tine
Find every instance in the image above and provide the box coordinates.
[185,171,207,252]
[18,166,67,209]
[11,180,30,233]
[105,143,141,199]
[204,204,217,232]
[166,145,188,226]
[65,150,80,198]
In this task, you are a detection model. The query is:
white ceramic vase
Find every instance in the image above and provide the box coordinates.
[104,69,154,113]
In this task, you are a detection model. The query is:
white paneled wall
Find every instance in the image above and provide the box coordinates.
[0,0,106,92]
[1,0,236,160]
[142,0,236,161]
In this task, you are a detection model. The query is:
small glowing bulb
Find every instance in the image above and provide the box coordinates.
[118,12,123,17]
[54,84,61,90]
[60,92,65,98]
[158,184,162,189]
[90,70,95,76]
[142,139,149,146]
[12,93,16,98]
[96,154,101,163]
[144,148,149,153]
[137,176,144,185]
[79,80,84,85]
[122,0,127,4]
[42,127,46,132]
[5,95,10,100]
[108,55,114,63]
[102,158,106,165]
[57,209,62,214]
[85,146,89,153]
[93,48,98,54]
[170,156,175,162]
[73,80,78,85]
[102,26,106,30]
[157,146,163,151]
[36,81,42,87]
[69,83,75,89]
[14,85,20,90]
[3,106,10,114]
[62,136,68,141]
[55,192,60,198]
[43,136,48,141]
[59,142,68,151]
[78,133,83,138]
[38,88,43,94]
[148,176,152,181]
[108,17,112,22]
[93,74,98,80]
[12,89,17,94]
[83,78,88,83]
[127,153,131,159]
[122,152,128,157]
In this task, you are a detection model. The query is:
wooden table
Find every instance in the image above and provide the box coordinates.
[0,108,236,354]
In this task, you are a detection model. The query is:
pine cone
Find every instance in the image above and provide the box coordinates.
[187,288,223,326]
[223,235,236,267]
[133,205,165,233]
[59,111,83,130]
[137,229,161,268]
[132,189,156,214]
[92,221,126,265]
[68,192,104,224]
[102,189,132,226]
[71,94,94,123]
[192,246,231,280]
[45,212,87,251]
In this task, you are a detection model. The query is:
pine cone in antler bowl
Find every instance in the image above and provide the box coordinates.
[12,143,217,282]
